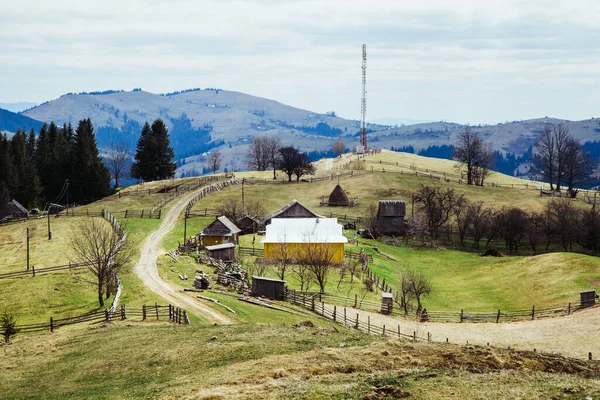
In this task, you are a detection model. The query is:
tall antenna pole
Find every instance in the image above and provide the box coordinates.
[360,44,368,150]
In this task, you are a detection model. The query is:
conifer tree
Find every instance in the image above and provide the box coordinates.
[9,131,40,207]
[71,119,111,203]
[131,119,175,181]
[0,134,15,203]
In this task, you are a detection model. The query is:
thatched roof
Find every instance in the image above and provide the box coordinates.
[377,200,406,217]
[327,184,349,205]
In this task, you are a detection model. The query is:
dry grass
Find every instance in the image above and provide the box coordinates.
[1,323,599,399]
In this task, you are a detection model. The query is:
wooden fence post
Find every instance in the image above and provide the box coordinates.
[32,265,35,277]
[568,302,571,315]
[368,315,370,334]
[333,305,337,322]
[428,332,431,342]
[531,305,535,320]
[382,325,386,337]
[496,310,501,323]
[50,317,54,333]
[179,309,182,324]
[590,352,593,361]
[354,294,357,308]
[322,302,324,316]
[155,303,159,320]
[183,310,188,325]
[460,309,463,323]
[293,289,296,305]
[356,313,359,329]
[105,309,109,322]
[398,324,400,337]
[413,331,416,341]
[142,305,146,320]
[344,308,347,325]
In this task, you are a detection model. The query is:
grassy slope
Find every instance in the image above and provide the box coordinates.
[1,323,599,399]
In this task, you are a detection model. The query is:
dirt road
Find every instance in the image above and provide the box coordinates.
[134,188,232,325]
[338,304,600,359]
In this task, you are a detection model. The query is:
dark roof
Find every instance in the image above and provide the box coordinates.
[328,184,349,204]
[377,200,406,217]
[200,216,241,236]
[251,276,286,283]
[0,199,28,220]
[264,199,319,224]
[205,243,236,251]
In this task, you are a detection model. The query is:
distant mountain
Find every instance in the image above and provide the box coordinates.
[21,88,600,175]
[0,102,37,113]
[0,107,43,135]
[369,117,436,126]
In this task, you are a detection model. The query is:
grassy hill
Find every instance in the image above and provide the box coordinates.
[2,323,599,399]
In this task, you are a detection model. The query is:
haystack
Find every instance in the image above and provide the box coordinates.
[327,184,349,206]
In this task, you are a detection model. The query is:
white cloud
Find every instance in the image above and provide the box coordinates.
[0,0,598,123]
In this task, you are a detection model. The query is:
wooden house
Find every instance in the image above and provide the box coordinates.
[251,276,286,300]
[205,243,236,263]
[263,199,320,225]
[199,216,241,246]
[0,199,28,222]
[261,217,348,264]
[376,200,405,235]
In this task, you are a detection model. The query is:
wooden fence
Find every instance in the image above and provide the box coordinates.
[236,247,373,264]
[0,261,93,280]
[294,291,593,324]
[152,175,229,214]
[11,304,190,335]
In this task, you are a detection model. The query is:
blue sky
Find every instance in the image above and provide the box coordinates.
[1,0,599,124]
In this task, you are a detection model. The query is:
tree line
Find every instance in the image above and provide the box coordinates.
[0,117,177,211]
[400,185,600,255]
[246,135,315,182]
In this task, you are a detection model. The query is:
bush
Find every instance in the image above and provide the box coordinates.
[481,248,503,257]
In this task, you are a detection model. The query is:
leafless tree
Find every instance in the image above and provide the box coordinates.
[245,199,267,220]
[217,198,243,225]
[533,124,556,191]
[263,135,281,180]
[526,211,545,255]
[294,262,313,292]
[581,208,600,253]
[547,198,580,251]
[497,207,528,254]
[207,150,223,174]
[345,257,361,283]
[105,142,130,188]
[553,123,570,192]
[332,135,346,158]
[453,127,493,185]
[399,270,432,313]
[394,271,416,314]
[413,185,463,238]
[453,197,471,244]
[271,235,295,281]
[247,135,270,171]
[362,203,380,239]
[302,236,337,293]
[564,136,595,195]
[465,201,491,248]
[70,218,129,307]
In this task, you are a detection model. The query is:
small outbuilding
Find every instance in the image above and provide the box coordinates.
[199,216,241,246]
[205,243,236,263]
[381,293,393,315]
[251,276,286,300]
[376,200,406,236]
[237,215,261,235]
[580,290,596,307]
[0,199,28,222]
[263,199,320,225]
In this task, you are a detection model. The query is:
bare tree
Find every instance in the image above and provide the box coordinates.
[277,146,315,182]
[332,135,346,158]
[302,236,337,293]
[553,123,570,191]
[207,150,223,174]
[413,185,463,238]
[245,199,267,220]
[497,207,528,254]
[526,211,545,255]
[294,262,313,292]
[533,124,556,191]
[217,198,243,225]
[467,202,492,249]
[402,270,432,313]
[362,203,380,239]
[264,135,282,180]
[563,136,595,196]
[394,271,416,314]
[453,197,471,244]
[271,234,295,281]
[247,135,269,171]
[453,127,492,185]
[105,142,130,188]
[70,218,128,307]
[547,199,580,251]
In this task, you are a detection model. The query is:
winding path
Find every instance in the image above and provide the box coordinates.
[134,187,232,324]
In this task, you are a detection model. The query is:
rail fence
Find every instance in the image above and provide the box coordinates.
[152,175,228,214]
[0,261,93,280]
[236,247,373,264]
[11,304,190,335]
[184,179,242,217]
[290,291,594,324]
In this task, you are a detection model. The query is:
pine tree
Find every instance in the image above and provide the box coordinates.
[0,134,15,204]
[151,119,176,180]
[9,131,40,207]
[131,119,175,181]
[71,119,112,204]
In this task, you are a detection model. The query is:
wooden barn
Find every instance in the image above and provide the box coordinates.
[0,199,28,222]
[251,276,286,300]
[263,199,320,225]
[205,243,236,263]
[199,216,241,246]
[376,200,405,235]
[261,217,348,264]
[237,215,261,235]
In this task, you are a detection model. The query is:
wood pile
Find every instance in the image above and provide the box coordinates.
[193,271,211,289]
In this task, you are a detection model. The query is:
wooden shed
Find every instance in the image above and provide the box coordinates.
[381,293,393,315]
[205,243,236,263]
[580,290,596,307]
[263,199,320,225]
[251,276,286,300]
[237,215,261,235]
[199,216,241,246]
[0,199,28,222]
[376,200,406,235]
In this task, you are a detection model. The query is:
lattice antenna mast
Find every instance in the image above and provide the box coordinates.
[360,44,368,150]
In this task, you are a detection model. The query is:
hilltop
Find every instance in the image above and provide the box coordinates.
[18,89,600,173]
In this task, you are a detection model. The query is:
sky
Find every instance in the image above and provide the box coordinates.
[1,0,599,125]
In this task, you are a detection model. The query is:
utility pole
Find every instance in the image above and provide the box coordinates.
[65,179,69,215]
[242,178,245,212]
[47,211,52,240]
[26,227,30,270]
